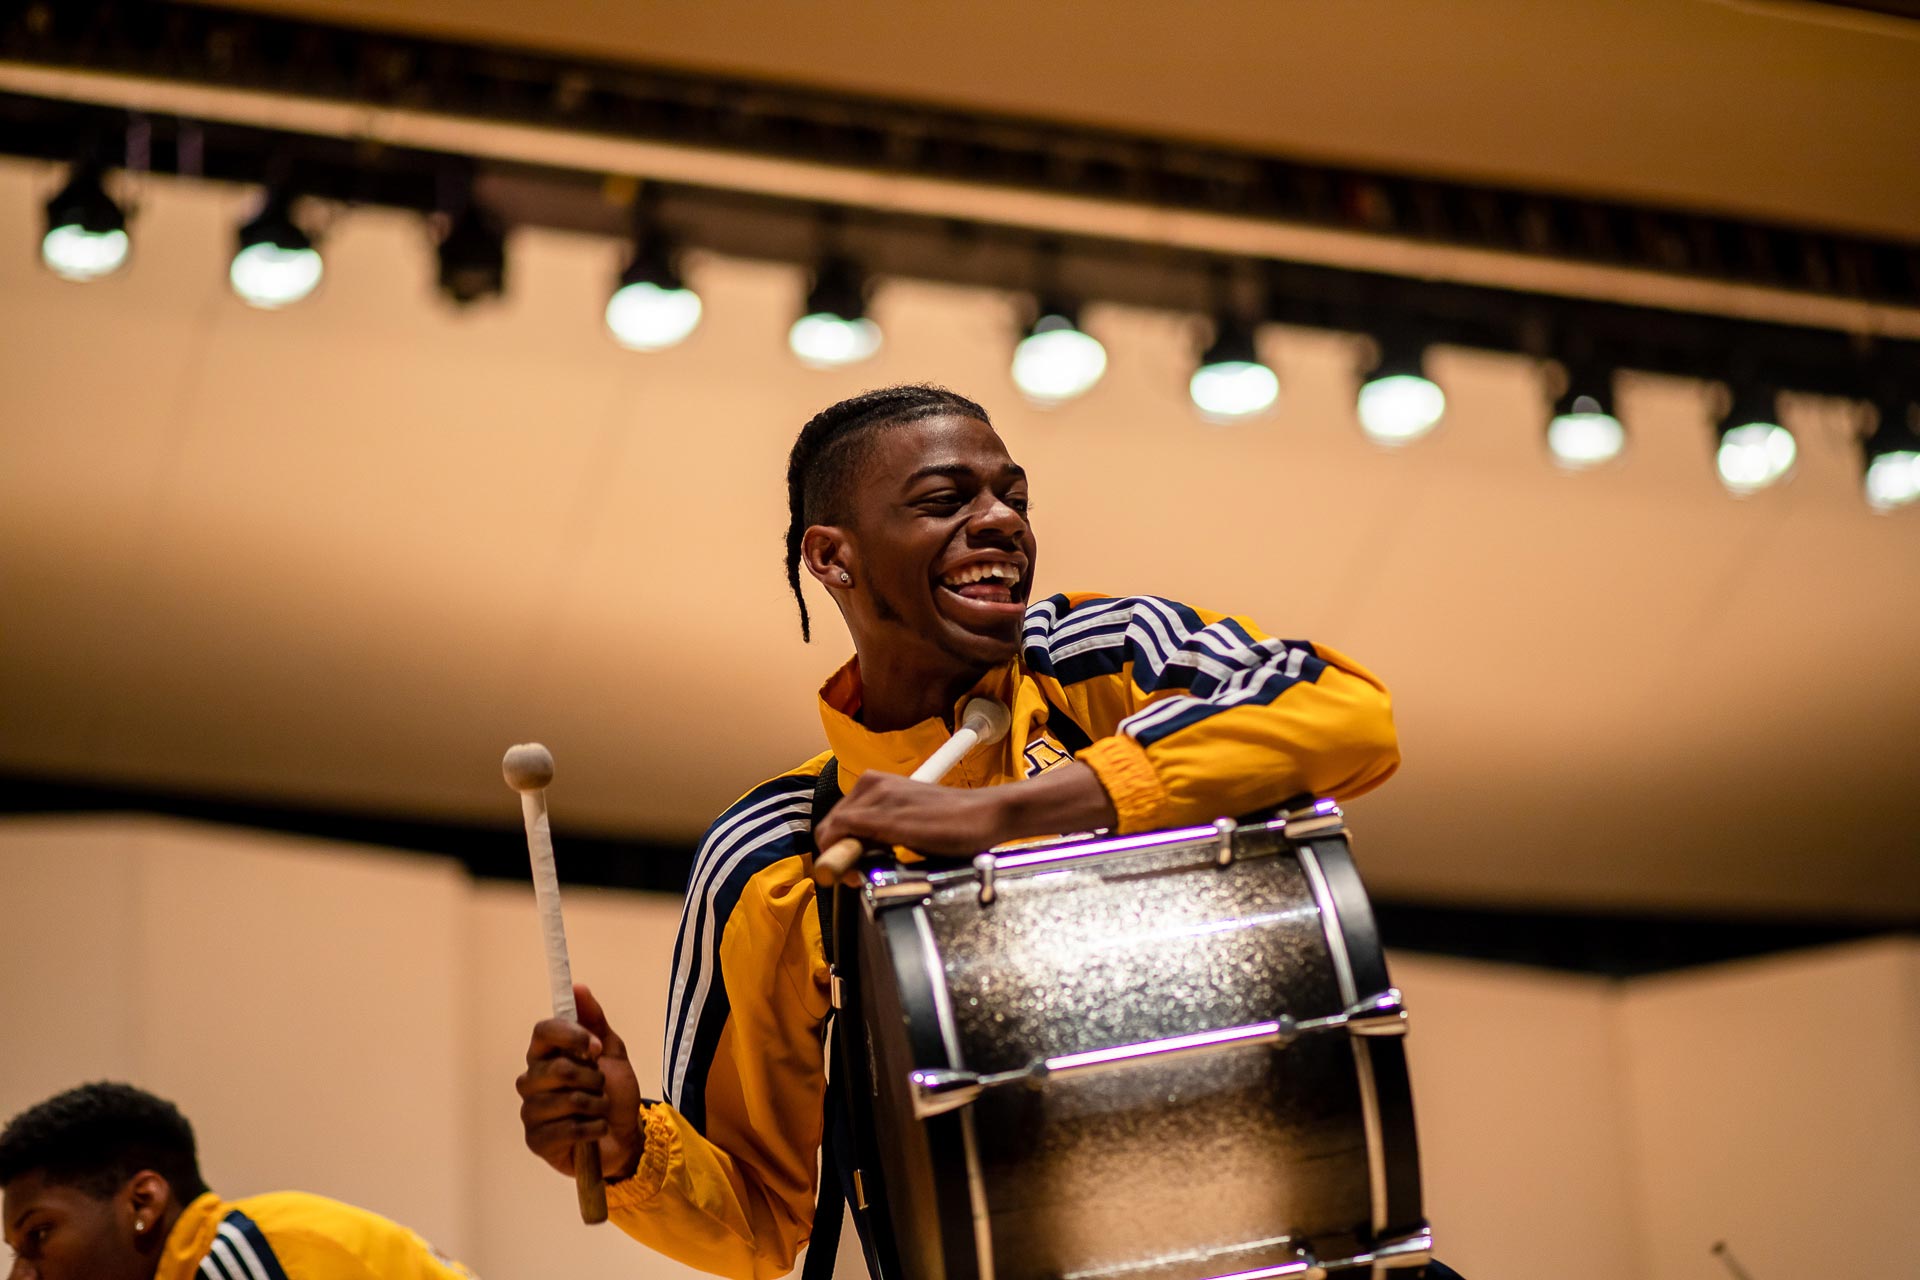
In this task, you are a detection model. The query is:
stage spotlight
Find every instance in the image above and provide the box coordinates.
[789,256,881,369]
[1546,367,1624,469]
[1862,396,1920,513]
[1012,303,1106,404]
[41,164,129,282]
[230,189,322,309]
[605,237,701,351]
[436,202,506,306]
[1357,338,1443,446]
[1714,385,1796,496]
[1189,317,1278,421]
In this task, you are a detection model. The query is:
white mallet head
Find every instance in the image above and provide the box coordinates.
[960,697,1012,746]
[502,742,555,793]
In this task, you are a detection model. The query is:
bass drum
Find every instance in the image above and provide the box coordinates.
[841,808,1431,1280]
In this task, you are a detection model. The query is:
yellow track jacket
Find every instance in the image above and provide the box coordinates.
[609,592,1399,1279]
[157,1190,476,1280]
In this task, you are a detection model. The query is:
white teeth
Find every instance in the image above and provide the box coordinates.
[942,562,1020,587]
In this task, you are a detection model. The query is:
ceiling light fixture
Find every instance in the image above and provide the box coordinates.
[1189,315,1278,422]
[41,163,130,282]
[229,188,323,309]
[789,255,881,369]
[1357,336,1444,446]
[1714,384,1796,496]
[1012,301,1107,405]
[1546,365,1625,469]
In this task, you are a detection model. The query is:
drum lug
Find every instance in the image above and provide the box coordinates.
[1352,1225,1433,1270]
[974,853,998,904]
[1344,988,1409,1038]
[1282,797,1346,841]
[908,1067,985,1117]
[1212,816,1238,865]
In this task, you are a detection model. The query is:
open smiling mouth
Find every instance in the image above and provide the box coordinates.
[936,560,1029,611]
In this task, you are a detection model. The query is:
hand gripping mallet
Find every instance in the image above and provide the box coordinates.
[502,743,608,1226]
[811,696,1013,886]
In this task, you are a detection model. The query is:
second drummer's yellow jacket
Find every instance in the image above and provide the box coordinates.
[608,592,1399,1280]
[156,1189,476,1280]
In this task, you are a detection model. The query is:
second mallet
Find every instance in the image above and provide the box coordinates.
[503,741,608,1226]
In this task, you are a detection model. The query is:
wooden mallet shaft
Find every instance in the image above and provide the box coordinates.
[503,742,607,1226]
[811,697,1012,885]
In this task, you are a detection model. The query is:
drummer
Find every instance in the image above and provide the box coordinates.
[516,385,1401,1279]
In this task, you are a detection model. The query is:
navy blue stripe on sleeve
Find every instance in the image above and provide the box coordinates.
[1119,639,1328,746]
[1023,594,1222,692]
[661,775,814,1132]
[215,1210,290,1280]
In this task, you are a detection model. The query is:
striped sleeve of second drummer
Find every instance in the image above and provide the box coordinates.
[658,757,829,1134]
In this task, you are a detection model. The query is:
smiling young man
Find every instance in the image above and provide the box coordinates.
[516,385,1402,1279]
[2,1082,475,1280]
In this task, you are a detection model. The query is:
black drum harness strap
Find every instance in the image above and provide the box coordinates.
[801,705,1094,1280]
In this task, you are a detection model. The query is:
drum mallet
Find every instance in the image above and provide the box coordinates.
[811,696,1012,886]
[502,742,607,1226]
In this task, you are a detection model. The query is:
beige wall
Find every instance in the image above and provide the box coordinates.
[1618,939,1920,1280]
[2,816,1914,1279]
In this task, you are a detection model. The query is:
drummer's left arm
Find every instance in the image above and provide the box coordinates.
[1029,593,1400,834]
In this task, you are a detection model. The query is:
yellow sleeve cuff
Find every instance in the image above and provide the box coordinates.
[1080,734,1169,834]
[606,1104,680,1210]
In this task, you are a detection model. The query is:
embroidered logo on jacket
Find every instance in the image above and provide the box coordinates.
[1023,735,1073,778]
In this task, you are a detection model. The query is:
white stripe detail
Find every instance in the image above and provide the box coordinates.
[665,799,813,1106]
[215,1223,274,1280]
[659,786,815,1088]
[206,1238,248,1280]
[1119,641,1313,739]
[198,1256,232,1280]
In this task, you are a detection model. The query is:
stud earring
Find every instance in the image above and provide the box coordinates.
[838,571,851,584]
[134,1221,145,1233]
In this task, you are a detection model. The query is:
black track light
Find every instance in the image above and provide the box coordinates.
[436,202,507,306]
[42,163,129,281]
[1189,315,1278,421]
[1714,384,1795,495]
[1862,394,1920,512]
[605,223,701,351]
[1546,365,1624,469]
[1357,335,1444,445]
[230,189,322,309]
[789,256,881,368]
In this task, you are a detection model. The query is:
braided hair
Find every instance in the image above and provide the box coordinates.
[784,385,991,641]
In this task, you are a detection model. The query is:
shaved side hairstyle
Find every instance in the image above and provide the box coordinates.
[781,384,991,641]
[0,1082,208,1202]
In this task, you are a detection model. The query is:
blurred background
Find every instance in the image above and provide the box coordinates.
[1,2,1916,1278]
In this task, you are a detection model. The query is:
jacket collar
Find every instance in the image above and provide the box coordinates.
[817,656,1038,790]
[157,1192,226,1280]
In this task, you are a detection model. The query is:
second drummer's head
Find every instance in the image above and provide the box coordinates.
[0,1082,209,1280]
[786,385,1036,674]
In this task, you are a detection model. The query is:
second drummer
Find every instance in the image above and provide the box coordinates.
[515,383,1401,1279]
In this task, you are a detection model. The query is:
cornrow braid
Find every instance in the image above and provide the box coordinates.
[784,384,991,641]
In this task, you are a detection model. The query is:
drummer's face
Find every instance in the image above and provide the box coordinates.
[846,414,1036,669]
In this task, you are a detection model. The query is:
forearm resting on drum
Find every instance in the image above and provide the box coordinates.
[816,764,1117,858]
[998,761,1118,839]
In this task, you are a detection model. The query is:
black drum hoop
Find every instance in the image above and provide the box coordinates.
[1293,833,1426,1244]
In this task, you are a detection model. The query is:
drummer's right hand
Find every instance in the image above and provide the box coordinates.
[517,983,645,1183]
